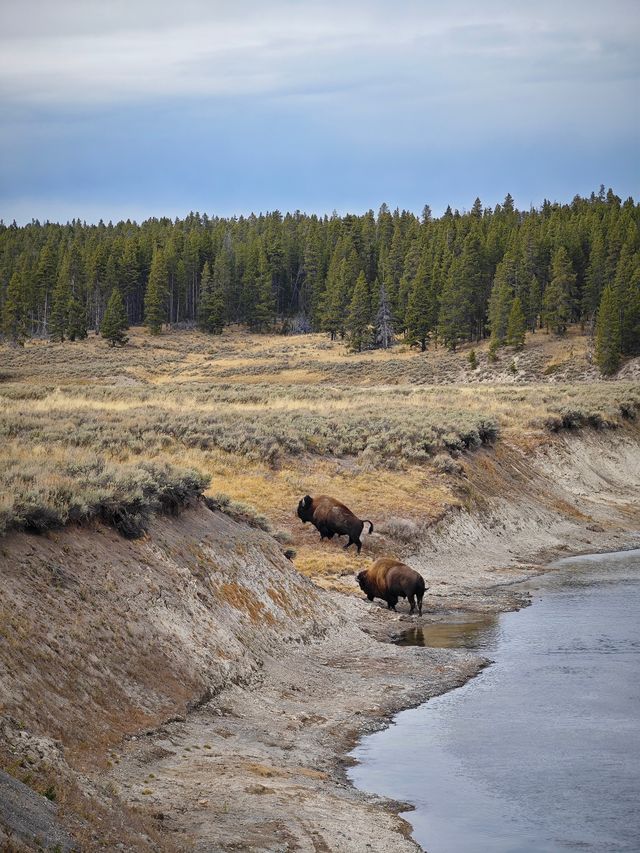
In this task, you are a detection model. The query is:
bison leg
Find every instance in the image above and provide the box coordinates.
[408,592,416,614]
[367,594,374,601]
[356,537,362,554]
[417,593,424,617]
[343,538,353,550]
[386,596,398,611]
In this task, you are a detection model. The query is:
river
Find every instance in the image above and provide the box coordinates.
[348,549,640,853]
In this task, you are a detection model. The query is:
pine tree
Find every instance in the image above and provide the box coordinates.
[347,272,372,352]
[405,258,433,351]
[438,258,473,351]
[304,224,324,326]
[197,262,214,331]
[506,296,526,349]
[2,271,28,345]
[583,229,606,320]
[49,272,70,342]
[198,260,225,334]
[251,247,275,331]
[543,247,575,335]
[322,242,358,340]
[620,259,640,356]
[101,288,129,346]
[375,282,394,349]
[397,239,421,331]
[120,238,139,323]
[144,248,167,334]
[241,242,261,328]
[35,239,59,335]
[67,296,87,341]
[488,258,515,348]
[595,285,621,375]
[614,235,640,356]
[214,243,233,325]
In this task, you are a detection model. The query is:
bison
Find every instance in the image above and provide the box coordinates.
[357,558,426,615]
[296,494,373,554]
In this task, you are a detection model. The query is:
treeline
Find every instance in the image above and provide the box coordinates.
[1,187,639,373]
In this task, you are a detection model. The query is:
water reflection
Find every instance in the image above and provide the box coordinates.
[397,613,498,650]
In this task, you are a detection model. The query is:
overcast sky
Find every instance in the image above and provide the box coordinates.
[1,0,638,223]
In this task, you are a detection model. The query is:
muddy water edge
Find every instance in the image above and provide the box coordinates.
[349,547,640,853]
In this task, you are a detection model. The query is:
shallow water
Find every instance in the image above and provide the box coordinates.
[349,549,640,853]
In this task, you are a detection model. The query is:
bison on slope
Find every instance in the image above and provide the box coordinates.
[297,495,373,554]
[357,558,426,615]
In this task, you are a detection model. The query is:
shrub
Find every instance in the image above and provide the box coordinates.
[205,494,273,532]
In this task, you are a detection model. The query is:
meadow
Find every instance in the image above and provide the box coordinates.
[1,327,638,580]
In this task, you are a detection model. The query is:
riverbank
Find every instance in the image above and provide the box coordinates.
[107,428,640,852]
[105,541,638,852]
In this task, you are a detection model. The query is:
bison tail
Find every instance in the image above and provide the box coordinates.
[363,520,374,534]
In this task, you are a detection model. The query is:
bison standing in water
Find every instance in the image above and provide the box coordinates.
[357,558,426,615]
[297,495,373,554]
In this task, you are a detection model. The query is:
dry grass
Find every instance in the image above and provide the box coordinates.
[1,327,638,571]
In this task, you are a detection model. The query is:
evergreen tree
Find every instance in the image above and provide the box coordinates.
[438,257,473,351]
[302,224,323,324]
[595,285,621,375]
[614,236,640,355]
[506,296,526,349]
[197,261,214,331]
[144,248,167,334]
[198,260,225,334]
[397,239,421,330]
[101,288,129,346]
[488,258,515,348]
[214,242,234,324]
[347,272,372,352]
[583,229,606,319]
[322,242,358,339]
[49,272,70,342]
[543,246,575,335]
[35,239,59,335]
[2,271,28,345]
[251,247,275,331]
[241,242,261,329]
[67,296,87,341]
[375,281,395,349]
[120,238,140,322]
[621,259,640,356]
[405,258,433,351]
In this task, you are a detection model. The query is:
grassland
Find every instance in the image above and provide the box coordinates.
[1,326,638,579]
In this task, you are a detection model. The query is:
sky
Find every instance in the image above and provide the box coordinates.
[1,0,639,224]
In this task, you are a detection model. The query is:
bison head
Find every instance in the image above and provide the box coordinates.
[356,569,370,594]
[297,495,313,523]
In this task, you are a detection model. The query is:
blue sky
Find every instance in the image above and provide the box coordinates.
[1,0,638,223]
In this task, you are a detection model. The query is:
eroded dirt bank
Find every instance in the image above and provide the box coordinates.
[1,427,639,851]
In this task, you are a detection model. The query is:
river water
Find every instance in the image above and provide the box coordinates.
[349,549,640,853]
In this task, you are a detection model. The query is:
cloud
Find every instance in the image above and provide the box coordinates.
[0,1,638,222]
[0,1,638,106]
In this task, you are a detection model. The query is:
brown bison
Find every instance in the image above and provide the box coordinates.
[297,494,373,554]
[357,558,426,615]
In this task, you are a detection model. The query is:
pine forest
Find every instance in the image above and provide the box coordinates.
[1,187,639,373]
